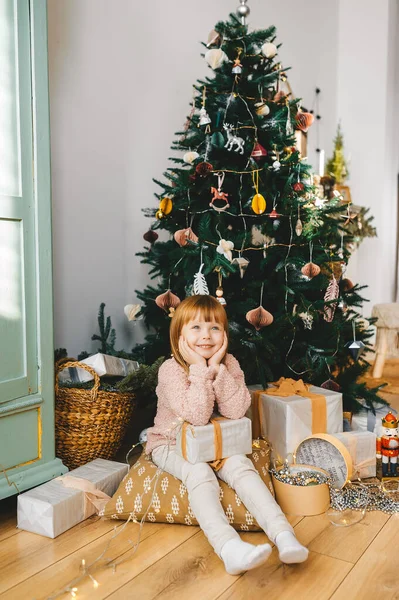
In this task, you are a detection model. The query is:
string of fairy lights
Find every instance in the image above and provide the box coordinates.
[19,5,371,598]
[45,422,185,599]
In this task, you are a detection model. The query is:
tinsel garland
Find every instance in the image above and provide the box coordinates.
[271,466,399,514]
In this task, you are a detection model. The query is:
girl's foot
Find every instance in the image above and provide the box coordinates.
[275,531,309,564]
[220,538,272,575]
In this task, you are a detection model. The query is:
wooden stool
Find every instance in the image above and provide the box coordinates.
[371,303,399,378]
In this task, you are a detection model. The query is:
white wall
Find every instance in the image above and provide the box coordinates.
[336,0,399,312]
[48,0,396,357]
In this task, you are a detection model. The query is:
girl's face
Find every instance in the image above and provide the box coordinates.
[181,313,225,361]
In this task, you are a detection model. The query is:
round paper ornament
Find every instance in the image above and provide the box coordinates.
[205,48,228,70]
[246,305,274,330]
[195,161,213,177]
[341,278,354,292]
[254,101,270,116]
[174,227,199,247]
[301,262,321,279]
[159,197,173,215]
[261,42,277,58]
[295,111,315,133]
[251,193,266,215]
[183,151,199,164]
[143,230,158,244]
[206,29,221,48]
[124,304,143,322]
[155,290,181,316]
[292,182,304,192]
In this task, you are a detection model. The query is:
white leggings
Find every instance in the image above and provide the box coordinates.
[151,445,293,557]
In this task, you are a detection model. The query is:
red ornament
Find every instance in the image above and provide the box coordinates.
[292,182,304,192]
[269,208,281,219]
[195,162,214,177]
[251,142,267,161]
[341,278,355,292]
[320,379,341,392]
[295,111,315,133]
[143,230,158,244]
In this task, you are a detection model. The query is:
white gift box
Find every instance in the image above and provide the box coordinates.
[248,384,343,460]
[175,416,252,464]
[351,403,397,437]
[331,431,377,478]
[17,459,128,538]
[58,353,139,383]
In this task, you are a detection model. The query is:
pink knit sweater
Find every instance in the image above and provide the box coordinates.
[145,353,251,455]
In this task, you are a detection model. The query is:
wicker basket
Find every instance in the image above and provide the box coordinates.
[55,360,135,470]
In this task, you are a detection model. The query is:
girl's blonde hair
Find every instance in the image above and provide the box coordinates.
[170,295,228,372]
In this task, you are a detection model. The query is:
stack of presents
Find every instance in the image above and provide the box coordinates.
[17,374,398,538]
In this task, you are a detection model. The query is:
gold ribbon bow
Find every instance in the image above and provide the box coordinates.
[181,417,227,471]
[251,377,327,439]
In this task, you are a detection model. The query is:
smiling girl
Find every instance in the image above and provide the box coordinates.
[145,294,308,574]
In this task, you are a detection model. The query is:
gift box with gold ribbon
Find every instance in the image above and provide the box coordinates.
[175,416,252,467]
[248,378,343,460]
[17,459,128,538]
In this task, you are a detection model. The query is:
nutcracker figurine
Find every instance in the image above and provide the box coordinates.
[376,412,399,478]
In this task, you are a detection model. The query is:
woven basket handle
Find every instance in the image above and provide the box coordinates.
[55,360,101,401]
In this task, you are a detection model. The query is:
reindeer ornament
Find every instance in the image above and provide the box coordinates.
[223,123,245,155]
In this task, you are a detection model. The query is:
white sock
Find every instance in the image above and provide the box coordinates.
[220,538,272,575]
[275,530,309,564]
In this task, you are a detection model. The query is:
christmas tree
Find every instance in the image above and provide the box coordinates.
[133,11,385,413]
[326,122,349,185]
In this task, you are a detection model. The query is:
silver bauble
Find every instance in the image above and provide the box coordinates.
[237,4,250,18]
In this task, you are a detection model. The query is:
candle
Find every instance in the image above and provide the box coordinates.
[319,149,325,177]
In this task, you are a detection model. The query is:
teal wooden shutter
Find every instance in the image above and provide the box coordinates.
[0,0,67,498]
[0,0,38,403]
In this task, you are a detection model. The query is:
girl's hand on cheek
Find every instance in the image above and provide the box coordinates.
[179,336,207,367]
[208,332,228,367]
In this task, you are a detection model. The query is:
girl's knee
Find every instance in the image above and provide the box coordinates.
[225,454,257,473]
[182,461,218,490]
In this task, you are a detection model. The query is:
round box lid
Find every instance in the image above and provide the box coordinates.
[295,433,353,488]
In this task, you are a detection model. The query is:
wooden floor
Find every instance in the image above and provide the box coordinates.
[1,362,399,600]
